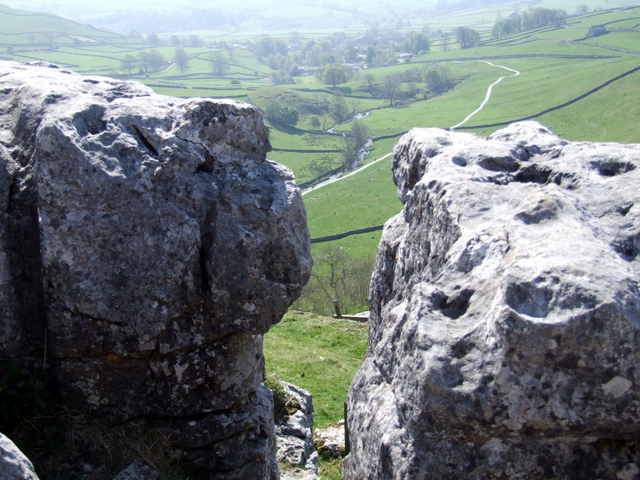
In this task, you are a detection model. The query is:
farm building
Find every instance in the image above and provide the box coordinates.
[587,25,607,37]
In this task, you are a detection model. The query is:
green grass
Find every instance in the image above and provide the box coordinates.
[267,127,342,150]
[318,458,343,480]
[303,154,401,247]
[0,4,123,40]
[537,68,640,143]
[581,31,640,51]
[463,55,639,127]
[268,150,340,184]
[264,312,368,429]
[571,10,640,26]
[150,86,250,100]
[351,62,504,135]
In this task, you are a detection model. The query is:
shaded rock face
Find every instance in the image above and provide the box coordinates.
[0,61,311,478]
[345,122,640,480]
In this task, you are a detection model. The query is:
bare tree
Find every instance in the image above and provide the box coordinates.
[363,73,376,95]
[138,51,150,73]
[381,74,401,106]
[208,52,229,75]
[173,47,189,73]
[310,245,351,308]
[146,32,162,46]
[442,32,450,52]
[348,99,361,117]
[151,50,166,73]
[120,54,137,75]
[41,32,56,50]
[189,35,204,47]
[294,245,375,315]
[341,120,371,169]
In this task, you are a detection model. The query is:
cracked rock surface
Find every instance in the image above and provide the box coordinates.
[344,122,640,480]
[275,382,319,479]
[0,61,311,479]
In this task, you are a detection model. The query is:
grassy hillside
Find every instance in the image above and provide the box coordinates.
[3,1,640,315]
[0,3,123,42]
[264,312,368,429]
[264,312,368,479]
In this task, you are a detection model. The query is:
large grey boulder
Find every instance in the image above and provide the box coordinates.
[0,61,311,478]
[111,460,159,480]
[345,122,640,479]
[0,432,39,480]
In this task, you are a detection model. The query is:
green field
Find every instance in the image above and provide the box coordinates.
[264,312,369,479]
[3,0,640,314]
[264,312,368,429]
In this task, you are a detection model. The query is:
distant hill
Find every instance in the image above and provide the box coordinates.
[0,0,515,35]
[0,3,125,46]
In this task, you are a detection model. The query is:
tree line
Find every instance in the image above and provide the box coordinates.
[120,48,233,76]
[491,8,568,39]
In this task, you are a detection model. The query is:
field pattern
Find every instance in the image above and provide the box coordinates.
[2,0,640,283]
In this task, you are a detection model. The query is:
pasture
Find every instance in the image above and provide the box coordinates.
[3,0,640,306]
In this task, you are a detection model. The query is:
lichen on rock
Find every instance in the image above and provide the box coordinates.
[345,122,640,479]
[0,61,311,479]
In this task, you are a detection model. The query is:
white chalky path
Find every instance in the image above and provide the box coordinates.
[302,61,520,195]
[451,61,521,129]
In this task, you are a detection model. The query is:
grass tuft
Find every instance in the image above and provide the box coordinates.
[9,405,188,480]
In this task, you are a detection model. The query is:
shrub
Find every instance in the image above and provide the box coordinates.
[265,101,299,126]
[263,375,299,422]
[0,363,53,428]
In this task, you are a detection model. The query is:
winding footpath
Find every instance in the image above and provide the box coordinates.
[301,152,393,196]
[451,61,521,129]
[302,61,520,195]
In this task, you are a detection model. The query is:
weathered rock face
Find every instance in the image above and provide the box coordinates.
[275,382,319,480]
[0,61,311,478]
[276,380,319,480]
[345,122,640,479]
[0,432,40,480]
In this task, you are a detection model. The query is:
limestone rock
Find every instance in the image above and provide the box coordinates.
[0,61,311,478]
[275,382,318,477]
[314,425,345,459]
[280,470,320,480]
[112,460,159,480]
[345,122,640,479]
[0,432,39,480]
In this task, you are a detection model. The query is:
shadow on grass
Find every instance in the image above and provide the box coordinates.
[267,120,307,136]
